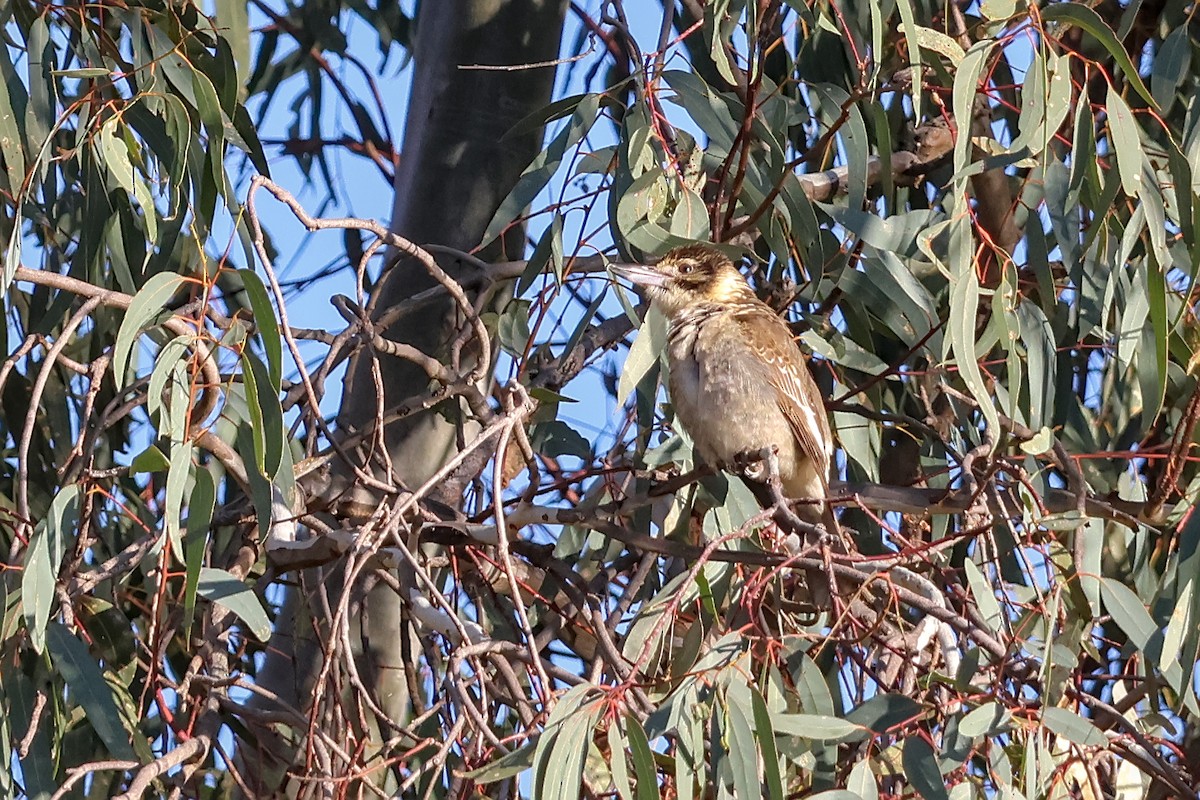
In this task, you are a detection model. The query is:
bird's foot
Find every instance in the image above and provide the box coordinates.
[728,446,770,483]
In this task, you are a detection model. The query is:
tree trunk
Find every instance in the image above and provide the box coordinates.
[241,1,567,794]
[341,0,565,492]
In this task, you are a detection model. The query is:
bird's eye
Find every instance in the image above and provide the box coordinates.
[679,262,695,275]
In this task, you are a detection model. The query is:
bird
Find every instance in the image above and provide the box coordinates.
[611,243,834,526]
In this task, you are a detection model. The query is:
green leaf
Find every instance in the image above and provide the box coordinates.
[97,118,158,241]
[804,329,890,376]
[1116,235,1149,370]
[461,741,537,782]
[771,713,863,741]
[750,687,784,800]
[624,104,657,174]
[196,567,271,641]
[792,652,835,715]
[0,43,28,199]
[1017,300,1056,430]
[164,439,192,561]
[504,92,601,141]
[1142,249,1169,424]
[913,26,965,64]
[618,304,666,404]
[23,485,80,653]
[237,268,282,391]
[46,622,137,761]
[814,84,869,212]
[1106,85,1142,198]
[498,299,533,356]
[160,328,187,429]
[241,349,285,478]
[896,0,923,121]
[1019,426,1053,455]
[609,721,634,800]
[1040,3,1155,107]
[7,670,55,799]
[952,44,995,178]
[481,94,601,245]
[1170,509,1200,701]
[1069,98,1098,200]
[530,420,592,460]
[518,214,565,295]
[663,71,739,155]
[544,684,598,729]
[129,444,170,474]
[617,167,671,244]
[625,714,658,800]
[691,561,715,623]
[1152,27,1190,112]
[215,0,251,86]
[845,693,922,735]
[1100,577,1156,651]
[903,736,949,800]
[723,689,758,800]
[1020,51,1072,157]
[231,103,270,176]
[158,355,189,560]
[979,0,1016,18]
[670,186,710,240]
[673,687,705,800]
[1007,57,1048,159]
[1129,186,1166,261]
[184,466,216,636]
[3,217,21,294]
[947,241,999,439]
[542,707,591,800]
[946,47,1001,442]
[1075,518,1103,618]
[1160,579,1192,689]
[534,689,597,800]
[863,249,938,341]
[704,0,740,86]
[1136,322,1166,435]
[575,146,617,175]
[847,760,878,800]
[146,335,194,424]
[189,67,225,140]
[24,16,54,173]
[959,701,1012,738]
[1042,707,1107,747]
[557,290,607,375]
[113,272,186,383]
[164,94,199,184]
[528,387,579,404]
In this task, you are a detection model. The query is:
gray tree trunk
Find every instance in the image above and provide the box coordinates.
[241,1,567,794]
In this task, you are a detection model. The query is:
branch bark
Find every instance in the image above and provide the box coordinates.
[244,2,570,794]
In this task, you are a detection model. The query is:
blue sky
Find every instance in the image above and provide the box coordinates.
[236,2,701,460]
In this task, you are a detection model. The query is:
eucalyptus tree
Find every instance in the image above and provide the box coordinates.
[1,0,1198,798]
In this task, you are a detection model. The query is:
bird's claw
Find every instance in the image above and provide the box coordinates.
[730,446,777,483]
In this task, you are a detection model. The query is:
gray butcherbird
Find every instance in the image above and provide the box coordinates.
[612,244,835,530]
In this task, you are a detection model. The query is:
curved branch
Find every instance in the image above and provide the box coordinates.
[11,266,222,425]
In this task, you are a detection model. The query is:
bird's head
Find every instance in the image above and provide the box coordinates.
[610,244,755,316]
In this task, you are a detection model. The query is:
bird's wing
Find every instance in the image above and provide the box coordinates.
[734,306,832,479]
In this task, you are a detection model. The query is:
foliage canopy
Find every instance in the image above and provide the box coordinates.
[1,0,1199,798]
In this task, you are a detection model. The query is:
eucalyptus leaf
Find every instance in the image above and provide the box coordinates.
[112,272,185,383]
[46,622,137,761]
[196,567,271,641]
[23,486,79,653]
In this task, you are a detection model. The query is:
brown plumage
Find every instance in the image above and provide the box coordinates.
[612,244,833,520]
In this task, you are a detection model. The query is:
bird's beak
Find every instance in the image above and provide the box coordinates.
[610,263,668,289]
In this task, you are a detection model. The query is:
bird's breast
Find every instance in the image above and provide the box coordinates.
[666,308,795,469]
